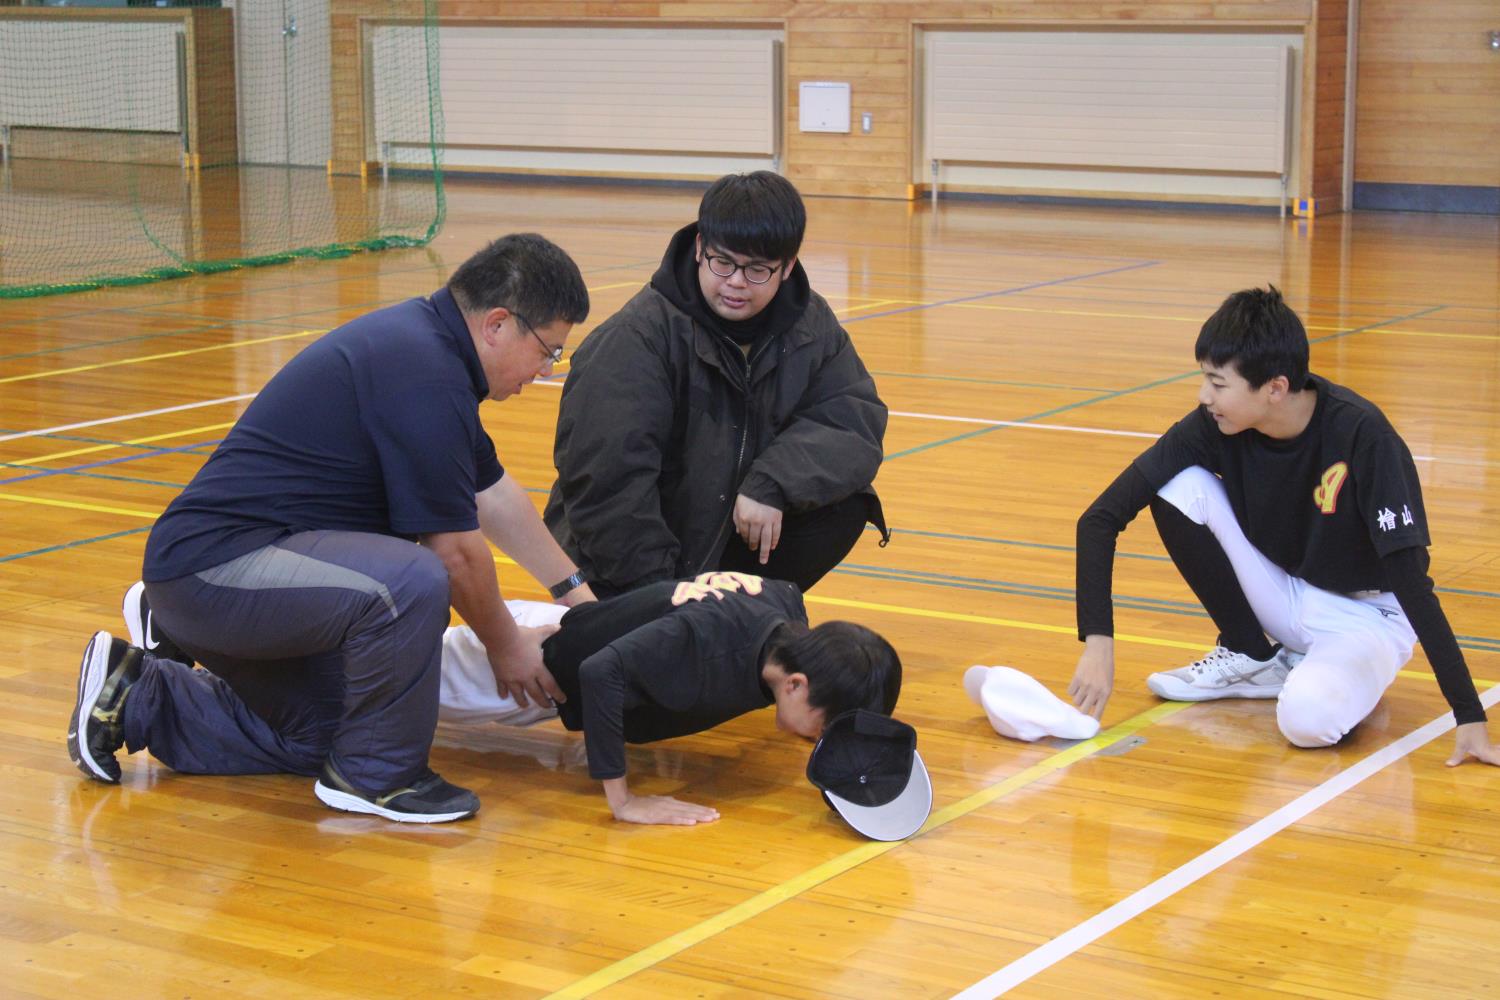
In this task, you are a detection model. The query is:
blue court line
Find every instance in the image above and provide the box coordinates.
[866,524,1165,563]
[9,454,1496,611]
[0,429,209,449]
[841,260,1159,327]
[0,526,153,564]
[1310,304,1449,344]
[860,524,1500,601]
[0,440,222,487]
[0,462,188,490]
[838,561,1200,614]
[884,368,1194,460]
[828,562,1500,654]
[7,515,1498,658]
[884,303,1452,462]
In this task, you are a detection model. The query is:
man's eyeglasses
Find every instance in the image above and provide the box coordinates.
[511,310,564,364]
[703,252,779,285]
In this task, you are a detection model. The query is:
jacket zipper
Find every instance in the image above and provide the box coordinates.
[695,338,773,574]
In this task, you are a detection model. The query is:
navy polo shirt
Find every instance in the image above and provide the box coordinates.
[143,287,505,582]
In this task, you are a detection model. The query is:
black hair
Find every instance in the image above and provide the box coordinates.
[697,171,806,264]
[768,620,902,717]
[447,232,590,326]
[1194,285,1309,391]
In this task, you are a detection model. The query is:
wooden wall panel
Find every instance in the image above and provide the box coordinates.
[1309,0,1347,207]
[328,1,1322,200]
[1354,0,1500,188]
[188,9,238,167]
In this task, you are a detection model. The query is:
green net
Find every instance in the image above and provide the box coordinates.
[0,0,443,298]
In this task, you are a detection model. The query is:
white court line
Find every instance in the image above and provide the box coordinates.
[4,383,1460,468]
[0,394,256,445]
[530,382,1160,441]
[949,683,1500,999]
[888,409,1159,440]
[531,382,1484,463]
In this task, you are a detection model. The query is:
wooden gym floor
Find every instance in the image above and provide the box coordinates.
[2,176,1498,998]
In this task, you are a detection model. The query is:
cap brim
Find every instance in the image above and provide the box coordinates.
[823,749,932,841]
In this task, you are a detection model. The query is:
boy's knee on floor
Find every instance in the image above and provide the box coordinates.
[1277,673,1350,747]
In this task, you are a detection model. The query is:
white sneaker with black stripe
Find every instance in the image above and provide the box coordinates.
[1147,646,1297,702]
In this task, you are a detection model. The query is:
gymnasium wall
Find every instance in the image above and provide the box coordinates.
[1353,0,1500,213]
[327,1,1327,203]
[1310,0,1348,209]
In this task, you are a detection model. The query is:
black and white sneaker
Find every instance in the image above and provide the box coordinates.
[67,631,143,783]
[313,760,479,824]
[122,580,194,667]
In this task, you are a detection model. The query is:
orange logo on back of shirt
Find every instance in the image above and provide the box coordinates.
[1313,461,1348,514]
[670,571,766,606]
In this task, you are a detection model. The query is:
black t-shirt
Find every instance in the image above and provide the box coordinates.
[1076,373,1484,724]
[1133,374,1428,593]
[541,572,806,780]
[144,287,504,581]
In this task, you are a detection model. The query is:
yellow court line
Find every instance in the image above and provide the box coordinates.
[26,421,239,464]
[1367,329,1499,342]
[0,492,157,518]
[586,281,646,293]
[0,330,322,386]
[836,299,902,316]
[806,593,1204,652]
[543,647,1492,998]
[542,699,1188,1000]
[0,279,639,389]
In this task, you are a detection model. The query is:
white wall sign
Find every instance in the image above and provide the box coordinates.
[798,81,850,133]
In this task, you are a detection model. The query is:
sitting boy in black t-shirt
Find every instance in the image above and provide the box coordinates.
[440,571,904,825]
[1069,286,1498,766]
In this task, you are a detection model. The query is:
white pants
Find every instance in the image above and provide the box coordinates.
[437,600,567,726]
[1157,467,1416,747]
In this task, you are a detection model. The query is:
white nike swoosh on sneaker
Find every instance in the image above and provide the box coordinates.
[142,610,159,650]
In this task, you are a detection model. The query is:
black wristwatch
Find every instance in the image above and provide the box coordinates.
[549,570,587,600]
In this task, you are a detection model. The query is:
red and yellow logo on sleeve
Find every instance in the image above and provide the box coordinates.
[1313,462,1348,514]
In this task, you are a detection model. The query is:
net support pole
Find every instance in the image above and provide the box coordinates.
[382,142,390,183]
[1,125,8,166]
[176,32,190,170]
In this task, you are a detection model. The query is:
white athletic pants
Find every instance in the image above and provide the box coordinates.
[437,600,567,726]
[1157,467,1416,747]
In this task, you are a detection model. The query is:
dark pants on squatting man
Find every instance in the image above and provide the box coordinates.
[122,530,451,795]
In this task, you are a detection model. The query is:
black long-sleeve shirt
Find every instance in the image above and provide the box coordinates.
[543,575,806,779]
[1076,374,1484,725]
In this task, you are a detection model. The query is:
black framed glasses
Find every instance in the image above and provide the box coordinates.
[511,310,564,364]
[703,252,779,285]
